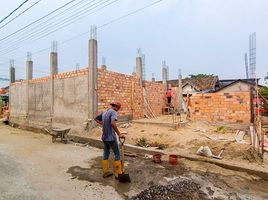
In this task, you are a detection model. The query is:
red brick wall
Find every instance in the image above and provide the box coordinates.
[190,92,251,124]
[144,81,166,115]
[97,68,143,119]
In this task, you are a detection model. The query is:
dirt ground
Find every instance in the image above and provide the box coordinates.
[1,123,268,200]
[89,115,268,172]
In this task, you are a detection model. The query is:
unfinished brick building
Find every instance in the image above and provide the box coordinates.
[8,33,252,135]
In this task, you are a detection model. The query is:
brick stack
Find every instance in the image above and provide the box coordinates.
[144,81,166,115]
[1,106,9,119]
[190,92,251,124]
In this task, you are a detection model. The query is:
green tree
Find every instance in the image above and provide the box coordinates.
[259,87,268,99]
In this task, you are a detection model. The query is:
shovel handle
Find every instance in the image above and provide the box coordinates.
[119,136,125,145]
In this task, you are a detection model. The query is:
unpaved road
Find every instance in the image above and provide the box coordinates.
[0,124,122,200]
[1,124,268,200]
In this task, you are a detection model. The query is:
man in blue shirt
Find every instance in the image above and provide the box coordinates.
[95,102,125,178]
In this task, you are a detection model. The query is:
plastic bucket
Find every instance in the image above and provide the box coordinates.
[169,154,178,165]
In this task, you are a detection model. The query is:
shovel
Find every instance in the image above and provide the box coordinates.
[212,148,225,159]
[118,137,131,183]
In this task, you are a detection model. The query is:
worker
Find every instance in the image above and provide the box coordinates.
[166,88,173,106]
[94,102,125,179]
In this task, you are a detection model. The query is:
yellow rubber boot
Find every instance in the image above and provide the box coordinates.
[113,160,123,178]
[102,160,112,178]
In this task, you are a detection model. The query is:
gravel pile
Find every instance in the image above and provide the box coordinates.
[131,179,208,200]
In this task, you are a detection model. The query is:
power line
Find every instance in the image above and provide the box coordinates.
[0,0,162,56]
[0,0,78,43]
[0,0,119,55]
[0,0,43,30]
[0,0,29,24]
[1,0,164,68]
[1,0,111,54]
[98,0,163,29]
[0,0,89,46]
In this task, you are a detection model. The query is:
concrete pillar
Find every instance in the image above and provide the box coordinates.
[50,42,57,123]
[50,52,58,75]
[162,62,167,91]
[136,57,142,85]
[152,73,155,82]
[26,53,33,119]
[26,60,33,80]
[88,29,98,120]
[178,69,183,111]
[101,56,107,70]
[9,60,15,117]
[100,65,107,70]
[9,65,15,85]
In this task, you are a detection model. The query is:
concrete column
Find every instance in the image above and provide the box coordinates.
[100,65,107,70]
[178,70,183,111]
[26,60,33,80]
[9,66,15,85]
[50,46,57,123]
[101,56,107,70]
[136,57,142,85]
[88,37,98,120]
[9,61,15,117]
[50,52,58,75]
[26,54,33,119]
[162,62,167,91]
[152,73,155,82]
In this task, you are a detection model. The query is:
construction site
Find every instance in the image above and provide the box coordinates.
[1,0,268,200]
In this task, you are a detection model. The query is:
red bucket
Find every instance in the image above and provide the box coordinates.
[153,153,162,163]
[169,154,178,165]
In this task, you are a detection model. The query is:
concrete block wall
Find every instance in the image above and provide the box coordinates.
[9,67,145,132]
[28,81,51,128]
[143,81,166,115]
[190,92,251,124]
[53,75,88,130]
[97,68,143,119]
[9,83,27,125]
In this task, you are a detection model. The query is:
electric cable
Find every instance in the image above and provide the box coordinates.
[0,0,117,55]
[0,0,110,52]
[0,0,43,30]
[0,0,29,24]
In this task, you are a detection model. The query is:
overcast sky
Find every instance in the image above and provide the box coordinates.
[0,0,267,87]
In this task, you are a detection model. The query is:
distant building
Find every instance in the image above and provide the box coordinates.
[216,79,260,93]
[158,76,220,95]
[159,77,261,94]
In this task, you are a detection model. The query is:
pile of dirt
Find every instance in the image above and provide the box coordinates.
[131,180,208,200]
[242,148,263,164]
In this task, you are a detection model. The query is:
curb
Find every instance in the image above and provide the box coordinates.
[131,120,188,128]
[69,134,268,180]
